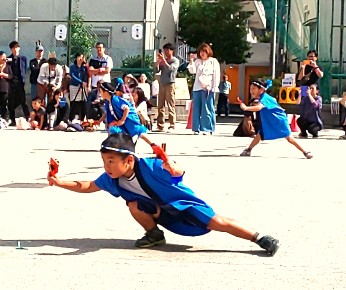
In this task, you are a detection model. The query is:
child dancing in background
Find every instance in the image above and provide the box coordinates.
[239,79,313,159]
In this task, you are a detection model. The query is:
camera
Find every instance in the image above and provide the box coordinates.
[158,49,162,54]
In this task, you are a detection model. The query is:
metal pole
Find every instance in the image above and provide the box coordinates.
[142,0,147,68]
[67,0,72,65]
[15,0,19,41]
[271,0,278,79]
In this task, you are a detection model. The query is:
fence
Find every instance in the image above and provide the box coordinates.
[0,0,153,70]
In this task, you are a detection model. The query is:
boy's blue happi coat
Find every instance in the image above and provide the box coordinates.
[95,158,216,236]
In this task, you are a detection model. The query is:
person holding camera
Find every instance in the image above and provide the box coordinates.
[155,43,179,132]
[69,52,88,121]
[297,50,323,97]
[37,52,63,107]
[0,51,13,122]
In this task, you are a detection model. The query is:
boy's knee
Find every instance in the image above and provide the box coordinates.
[127,201,138,213]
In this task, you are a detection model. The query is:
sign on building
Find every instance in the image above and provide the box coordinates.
[131,24,143,40]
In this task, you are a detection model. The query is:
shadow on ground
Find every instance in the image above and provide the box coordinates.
[0,238,268,257]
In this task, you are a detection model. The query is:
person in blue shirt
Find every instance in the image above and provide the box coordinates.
[239,79,313,159]
[47,132,280,256]
[217,74,231,117]
[69,52,88,121]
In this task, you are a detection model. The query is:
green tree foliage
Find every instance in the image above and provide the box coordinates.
[179,0,252,64]
[121,54,154,80]
[69,0,97,60]
[121,55,153,69]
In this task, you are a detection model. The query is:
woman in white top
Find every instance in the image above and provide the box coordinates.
[137,73,151,100]
[131,87,151,130]
[187,43,220,135]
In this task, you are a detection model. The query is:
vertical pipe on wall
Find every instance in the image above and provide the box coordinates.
[15,0,19,41]
[271,0,278,79]
[67,0,72,65]
[142,0,148,68]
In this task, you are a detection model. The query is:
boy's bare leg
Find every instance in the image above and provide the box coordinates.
[286,135,306,153]
[208,214,280,255]
[247,133,261,150]
[127,201,159,231]
[127,201,166,248]
[207,214,257,241]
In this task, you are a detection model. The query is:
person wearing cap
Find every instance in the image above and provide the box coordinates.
[7,41,30,126]
[29,42,47,100]
[37,52,63,106]
[47,132,280,256]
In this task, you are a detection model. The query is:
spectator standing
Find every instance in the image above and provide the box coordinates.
[137,73,151,100]
[297,50,323,97]
[29,41,47,100]
[297,84,323,138]
[69,52,88,121]
[155,43,179,132]
[0,51,13,121]
[188,43,220,135]
[7,41,30,126]
[88,42,113,90]
[217,75,231,117]
[37,52,63,106]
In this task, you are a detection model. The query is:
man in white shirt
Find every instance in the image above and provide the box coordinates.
[88,42,113,90]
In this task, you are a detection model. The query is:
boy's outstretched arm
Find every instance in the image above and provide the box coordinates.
[240,102,263,112]
[47,174,100,193]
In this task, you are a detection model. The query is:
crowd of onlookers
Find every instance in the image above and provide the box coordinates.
[0,40,155,132]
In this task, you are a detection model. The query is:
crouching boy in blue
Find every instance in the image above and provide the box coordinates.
[47,132,280,256]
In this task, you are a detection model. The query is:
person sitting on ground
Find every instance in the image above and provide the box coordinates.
[137,73,151,101]
[47,132,280,256]
[85,82,106,124]
[131,87,152,130]
[45,88,61,130]
[297,84,323,138]
[29,97,47,130]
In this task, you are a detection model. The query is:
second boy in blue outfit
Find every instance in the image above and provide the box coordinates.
[48,132,280,256]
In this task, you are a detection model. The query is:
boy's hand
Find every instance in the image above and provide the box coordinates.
[47,173,62,187]
[151,143,168,162]
[48,158,59,186]
[162,159,176,174]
